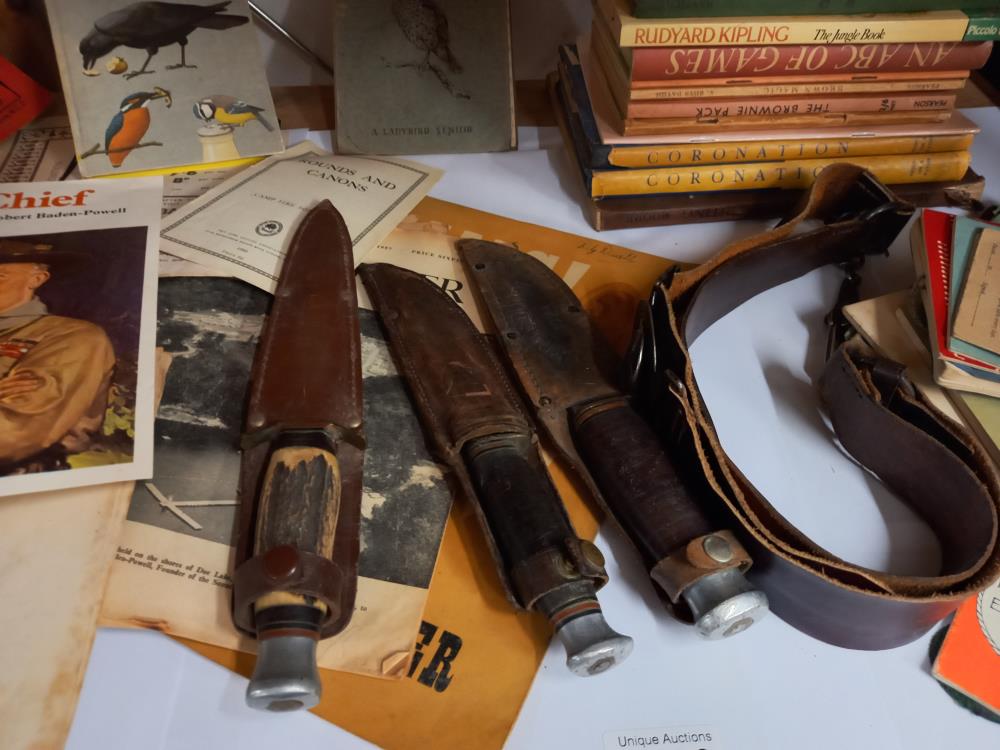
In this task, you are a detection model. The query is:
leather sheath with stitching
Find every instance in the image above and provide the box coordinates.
[630,163,1000,650]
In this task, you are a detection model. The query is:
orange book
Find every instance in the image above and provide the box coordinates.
[0,56,51,142]
[933,578,1000,716]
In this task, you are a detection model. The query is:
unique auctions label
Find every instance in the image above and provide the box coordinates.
[604,725,723,749]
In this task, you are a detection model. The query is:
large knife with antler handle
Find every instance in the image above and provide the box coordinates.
[359,262,632,676]
[231,200,365,711]
[458,240,768,638]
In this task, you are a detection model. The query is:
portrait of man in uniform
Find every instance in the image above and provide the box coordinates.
[0,238,116,475]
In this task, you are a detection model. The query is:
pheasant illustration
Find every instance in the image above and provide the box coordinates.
[388,0,469,98]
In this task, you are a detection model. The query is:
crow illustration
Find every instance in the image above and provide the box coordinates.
[79,1,249,79]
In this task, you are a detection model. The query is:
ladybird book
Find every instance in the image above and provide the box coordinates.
[45,0,283,177]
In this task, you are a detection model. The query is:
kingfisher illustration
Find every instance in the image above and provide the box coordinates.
[192,95,274,131]
[79,1,249,79]
[104,88,172,168]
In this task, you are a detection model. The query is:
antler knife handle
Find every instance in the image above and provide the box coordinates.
[461,433,633,676]
[243,439,341,711]
[571,398,768,639]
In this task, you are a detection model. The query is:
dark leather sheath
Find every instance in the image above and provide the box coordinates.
[359,263,608,610]
[231,200,365,639]
[630,163,1000,649]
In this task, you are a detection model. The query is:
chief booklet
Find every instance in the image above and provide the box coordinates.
[45,0,283,177]
[0,176,161,497]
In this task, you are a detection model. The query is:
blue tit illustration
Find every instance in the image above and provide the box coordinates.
[192,94,274,131]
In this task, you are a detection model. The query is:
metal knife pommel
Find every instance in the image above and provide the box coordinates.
[232,200,365,711]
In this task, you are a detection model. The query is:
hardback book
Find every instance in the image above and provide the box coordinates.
[951,390,1000,470]
[550,70,986,228]
[909,210,1000,396]
[0,56,52,143]
[591,11,990,85]
[598,0,1000,46]
[333,0,516,155]
[629,0,1000,18]
[559,44,980,170]
[932,578,1000,719]
[948,215,1000,367]
[623,92,956,120]
[45,0,283,177]
[581,37,952,136]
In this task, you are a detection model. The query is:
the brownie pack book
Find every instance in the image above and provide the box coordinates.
[334,0,516,155]
[45,0,283,177]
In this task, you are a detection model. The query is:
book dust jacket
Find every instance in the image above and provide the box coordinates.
[334,0,516,155]
[45,0,283,177]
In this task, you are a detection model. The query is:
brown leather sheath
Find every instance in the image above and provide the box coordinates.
[231,200,365,640]
[358,262,608,610]
[629,163,1000,649]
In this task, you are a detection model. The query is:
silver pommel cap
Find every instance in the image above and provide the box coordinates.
[682,568,769,640]
[245,635,322,711]
[554,611,634,676]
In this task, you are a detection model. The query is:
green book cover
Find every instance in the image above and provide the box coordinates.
[333,0,516,155]
[631,0,1000,18]
[948,215,1000,368]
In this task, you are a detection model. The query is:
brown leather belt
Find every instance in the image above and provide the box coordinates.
[629,164,1000,649]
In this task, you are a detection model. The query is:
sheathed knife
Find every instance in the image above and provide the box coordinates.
[359,262,632,676]
[458,240,768,639]
[231,200,365,711]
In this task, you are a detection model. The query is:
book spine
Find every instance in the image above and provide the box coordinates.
[632,70,970,86]
[626,93,955,118]
[629,41,993,80]
[630,78,967,99]
[590,150,970,197]
[588,174,983,229]
[600,0,990,47]
[607,134,974,167]
[630,0,998,19]
[964,13,1000,41]
[621,110,951,135]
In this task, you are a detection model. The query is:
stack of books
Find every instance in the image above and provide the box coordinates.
[842,208,1000,469]
[552,0,999,229]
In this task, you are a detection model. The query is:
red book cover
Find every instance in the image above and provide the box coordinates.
[0,56,51,142]
[920,209,1000,374]
[933,579,1000,716]
[626,92,955,118]
[630,41,993,81]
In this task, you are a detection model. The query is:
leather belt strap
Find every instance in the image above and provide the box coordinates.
[631,164,1000,649]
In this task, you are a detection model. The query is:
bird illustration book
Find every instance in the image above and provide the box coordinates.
[45,0,283,177]
[334,0,516,155]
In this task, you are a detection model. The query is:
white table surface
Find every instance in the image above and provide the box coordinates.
[67,107,1000,750]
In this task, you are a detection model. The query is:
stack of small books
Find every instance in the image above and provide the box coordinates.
[551,0,1000,230]
[840,208,1000,472]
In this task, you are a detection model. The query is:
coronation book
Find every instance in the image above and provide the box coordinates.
[333,0,516,155]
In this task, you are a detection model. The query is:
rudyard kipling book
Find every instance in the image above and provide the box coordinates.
[45,0,284,177]
[334,0,516,155]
